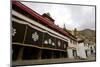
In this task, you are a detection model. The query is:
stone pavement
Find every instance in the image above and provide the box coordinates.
[12,56,96,66]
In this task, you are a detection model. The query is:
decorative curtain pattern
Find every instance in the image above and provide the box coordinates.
[24,25,43,47]
[43,33,56,48]
[12,21,26,43]
[12,21,68,50]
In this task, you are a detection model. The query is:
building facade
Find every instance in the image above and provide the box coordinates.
[12,1,77,62]
[12,1,95,65]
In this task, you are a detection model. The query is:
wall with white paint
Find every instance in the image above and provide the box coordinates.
[67,49,74,59]
[77,43,86,58]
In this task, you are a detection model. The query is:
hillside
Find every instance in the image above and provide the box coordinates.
[77,29,96,43]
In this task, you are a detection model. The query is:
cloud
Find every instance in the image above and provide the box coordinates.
[21,2,95,30]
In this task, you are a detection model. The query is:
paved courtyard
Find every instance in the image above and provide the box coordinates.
[12,55,96,66]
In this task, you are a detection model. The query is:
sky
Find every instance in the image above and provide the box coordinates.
[21,2,95,31]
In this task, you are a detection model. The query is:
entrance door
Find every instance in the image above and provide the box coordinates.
[73,50,77,58]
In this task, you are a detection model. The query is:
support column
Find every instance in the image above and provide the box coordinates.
[60,52,62,58]
[17,25,27,60]
[66,51,68,58]
[51,51,54,59]
[17,47,24,60]
[38,49,42,59]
